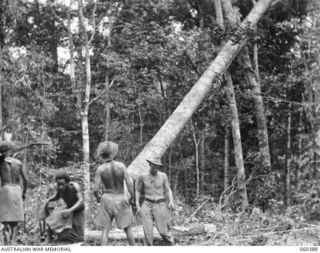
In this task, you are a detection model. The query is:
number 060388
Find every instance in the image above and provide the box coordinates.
[300,247,318,251]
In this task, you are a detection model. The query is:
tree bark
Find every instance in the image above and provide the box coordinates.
[225,73,249,209]
[191,121,200,197]
[215,0,248,209]
[285,103,292,207]
[296,108,303,186]
[78,0,92,230]
[0,0,5,141]
[0,46,3,141]
[199,130,206,193]
[314,85,320,180]
[224,125,230,191]
[222,0,271,170]
[127,0,276,178]
[67,0,80,111]
[104,76,110,141]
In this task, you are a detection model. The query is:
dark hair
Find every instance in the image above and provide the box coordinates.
[55,172,70,183]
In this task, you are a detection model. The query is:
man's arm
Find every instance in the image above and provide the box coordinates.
[123,165,134,197]
[48,192,60,202]
[20,164,29,200]
[135,176,143,210]
[93,167,102,203]
[66,182,84,213]
[163,173,174,208]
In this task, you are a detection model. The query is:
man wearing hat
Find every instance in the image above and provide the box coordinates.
[135,157,175,246]
[0,141,29,244]
[93,141,135,245]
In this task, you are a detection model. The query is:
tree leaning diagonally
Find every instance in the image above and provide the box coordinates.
[127,0,276,179]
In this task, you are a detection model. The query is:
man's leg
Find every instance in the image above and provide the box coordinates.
[71,210,85,241]
[154,203,174,246]
[40,227,53,245]
[124,226,135,246]
[2,223,11,245]
[140,202,154,245]
[9,222,18,243]
[100,226,111,246]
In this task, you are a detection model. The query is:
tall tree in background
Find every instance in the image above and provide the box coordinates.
[222,0,271,171]
[78,0,96,229]
[0,0,7,139]
[214,0,248,209]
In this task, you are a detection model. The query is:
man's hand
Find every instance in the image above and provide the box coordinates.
[136,205,141,216]
[168,202,175,210]
[61,209,71,218]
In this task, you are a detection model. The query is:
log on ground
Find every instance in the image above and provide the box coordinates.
[85,224,216,241]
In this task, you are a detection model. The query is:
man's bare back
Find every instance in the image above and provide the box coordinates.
[95,161,127,194]
[0,158,26,186]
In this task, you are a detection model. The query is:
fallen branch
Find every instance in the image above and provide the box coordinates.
[218,176,237,209]
[185,197,211,224]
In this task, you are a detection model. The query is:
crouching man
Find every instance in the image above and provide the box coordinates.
[41,172,84,244]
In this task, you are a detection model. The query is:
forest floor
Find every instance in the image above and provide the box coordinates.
[9,196,320,246]
[86,199,320,246]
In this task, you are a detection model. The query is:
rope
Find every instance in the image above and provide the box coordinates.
[235,90,320,108]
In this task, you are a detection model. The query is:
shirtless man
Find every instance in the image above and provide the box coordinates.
[0,141,28,244]
[136,158,175,246]
[93,141,135,246]
[42,172,84,244]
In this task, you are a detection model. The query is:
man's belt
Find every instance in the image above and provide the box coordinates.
[145,198,166,204]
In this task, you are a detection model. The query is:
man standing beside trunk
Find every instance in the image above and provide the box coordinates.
[136,157,175,246]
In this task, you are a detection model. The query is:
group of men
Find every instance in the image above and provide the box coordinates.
[93,141,175,246]
[0,139,175,246]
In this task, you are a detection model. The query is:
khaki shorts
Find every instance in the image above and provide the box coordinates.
[95,193,133,230]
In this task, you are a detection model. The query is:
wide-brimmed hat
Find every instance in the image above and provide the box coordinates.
[96,141,119,162]
[0,141,16,156]
[147,157,163,166]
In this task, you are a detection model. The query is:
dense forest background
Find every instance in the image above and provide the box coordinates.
[1,0,320,245]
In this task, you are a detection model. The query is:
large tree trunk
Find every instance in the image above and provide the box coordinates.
[222,0,271,170]
[215,0,248,209]
[78,0,92,230]
[127,0,276,178]
[0,46,3,141]
[225,73,249,209]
